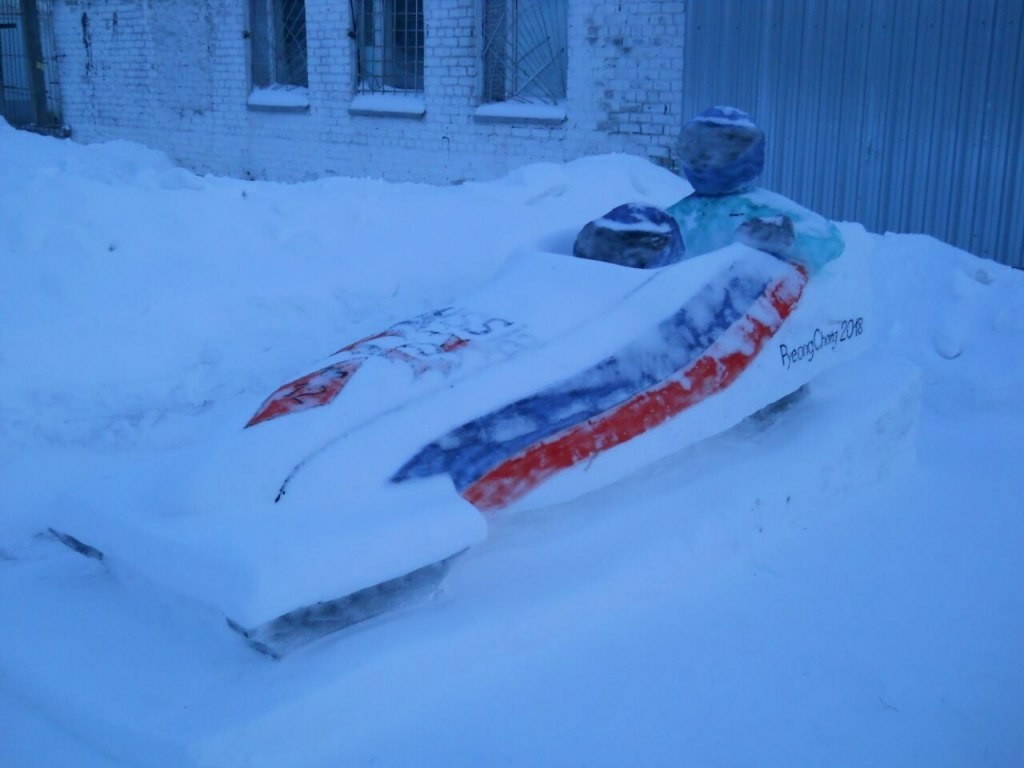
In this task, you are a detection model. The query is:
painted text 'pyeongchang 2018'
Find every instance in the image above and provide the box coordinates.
[779,317,864,369]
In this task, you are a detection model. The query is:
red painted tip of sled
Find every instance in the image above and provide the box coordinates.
[246,361,361,427]
[463,268,808,511]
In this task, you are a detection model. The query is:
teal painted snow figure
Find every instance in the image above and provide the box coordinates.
[668,106,844,273]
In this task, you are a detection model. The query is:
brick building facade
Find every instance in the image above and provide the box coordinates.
[47,1,686,184]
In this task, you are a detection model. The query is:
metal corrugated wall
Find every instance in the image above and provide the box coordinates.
[682,0,1024,267]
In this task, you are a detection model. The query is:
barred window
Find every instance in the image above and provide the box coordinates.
[249,0,308,89]
[354,0,424,94]
[482,0,567,104]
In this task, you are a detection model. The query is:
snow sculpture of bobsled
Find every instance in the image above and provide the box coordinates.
[49,108,873,656]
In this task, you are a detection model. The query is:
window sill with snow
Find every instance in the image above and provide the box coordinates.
[247,86,310,113]
[473,100,567,126]
[349,94,426,119]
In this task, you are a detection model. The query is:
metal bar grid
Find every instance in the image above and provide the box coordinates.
[276,0,307,87]
[355,0,423,93]
[250,0,307,88]
[1,0,62,131]
[482,0,566,104]
[1,7,32,124]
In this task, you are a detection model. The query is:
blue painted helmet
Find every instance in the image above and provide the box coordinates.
[679,106,765,195]
[573,203,685,269]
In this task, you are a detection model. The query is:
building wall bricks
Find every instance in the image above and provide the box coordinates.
[48,0,686,184]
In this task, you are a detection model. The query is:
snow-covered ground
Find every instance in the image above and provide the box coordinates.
[1,120,1022,767]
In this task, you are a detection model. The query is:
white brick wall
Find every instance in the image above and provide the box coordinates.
[49,0,686,184]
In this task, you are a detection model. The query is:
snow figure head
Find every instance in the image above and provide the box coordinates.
[679,106,765,195]
[573,203,685,269]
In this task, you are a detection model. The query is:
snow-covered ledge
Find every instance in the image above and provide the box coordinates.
[474,100,567,126]
[247,86,310,112]
[349,94,426,118]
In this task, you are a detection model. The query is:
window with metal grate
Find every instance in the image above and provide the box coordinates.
[1,0,63,132]
[250,0,308,90]
[0,12,33,125]
[353,0,424,94]
[482,0,566,104]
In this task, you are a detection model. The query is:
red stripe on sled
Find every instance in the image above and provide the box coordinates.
[463,267,808,510]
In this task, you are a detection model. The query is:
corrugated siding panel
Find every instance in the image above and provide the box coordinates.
[683,0,1024,267]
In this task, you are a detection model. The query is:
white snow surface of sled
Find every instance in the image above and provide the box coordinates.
[43,231,872,629]
[2,121,1023,768]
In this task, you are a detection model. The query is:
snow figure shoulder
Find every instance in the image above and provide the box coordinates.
[666,106,844,273]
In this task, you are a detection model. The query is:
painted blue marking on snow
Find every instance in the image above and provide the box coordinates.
[392,261,771,493]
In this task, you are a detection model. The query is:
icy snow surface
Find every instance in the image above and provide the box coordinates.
[1,120,1023,767]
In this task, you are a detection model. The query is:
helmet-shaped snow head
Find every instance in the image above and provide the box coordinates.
[573,203,685,269]
[679,106,765,195]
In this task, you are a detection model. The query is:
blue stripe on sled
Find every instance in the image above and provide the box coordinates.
[392,261,770,493]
